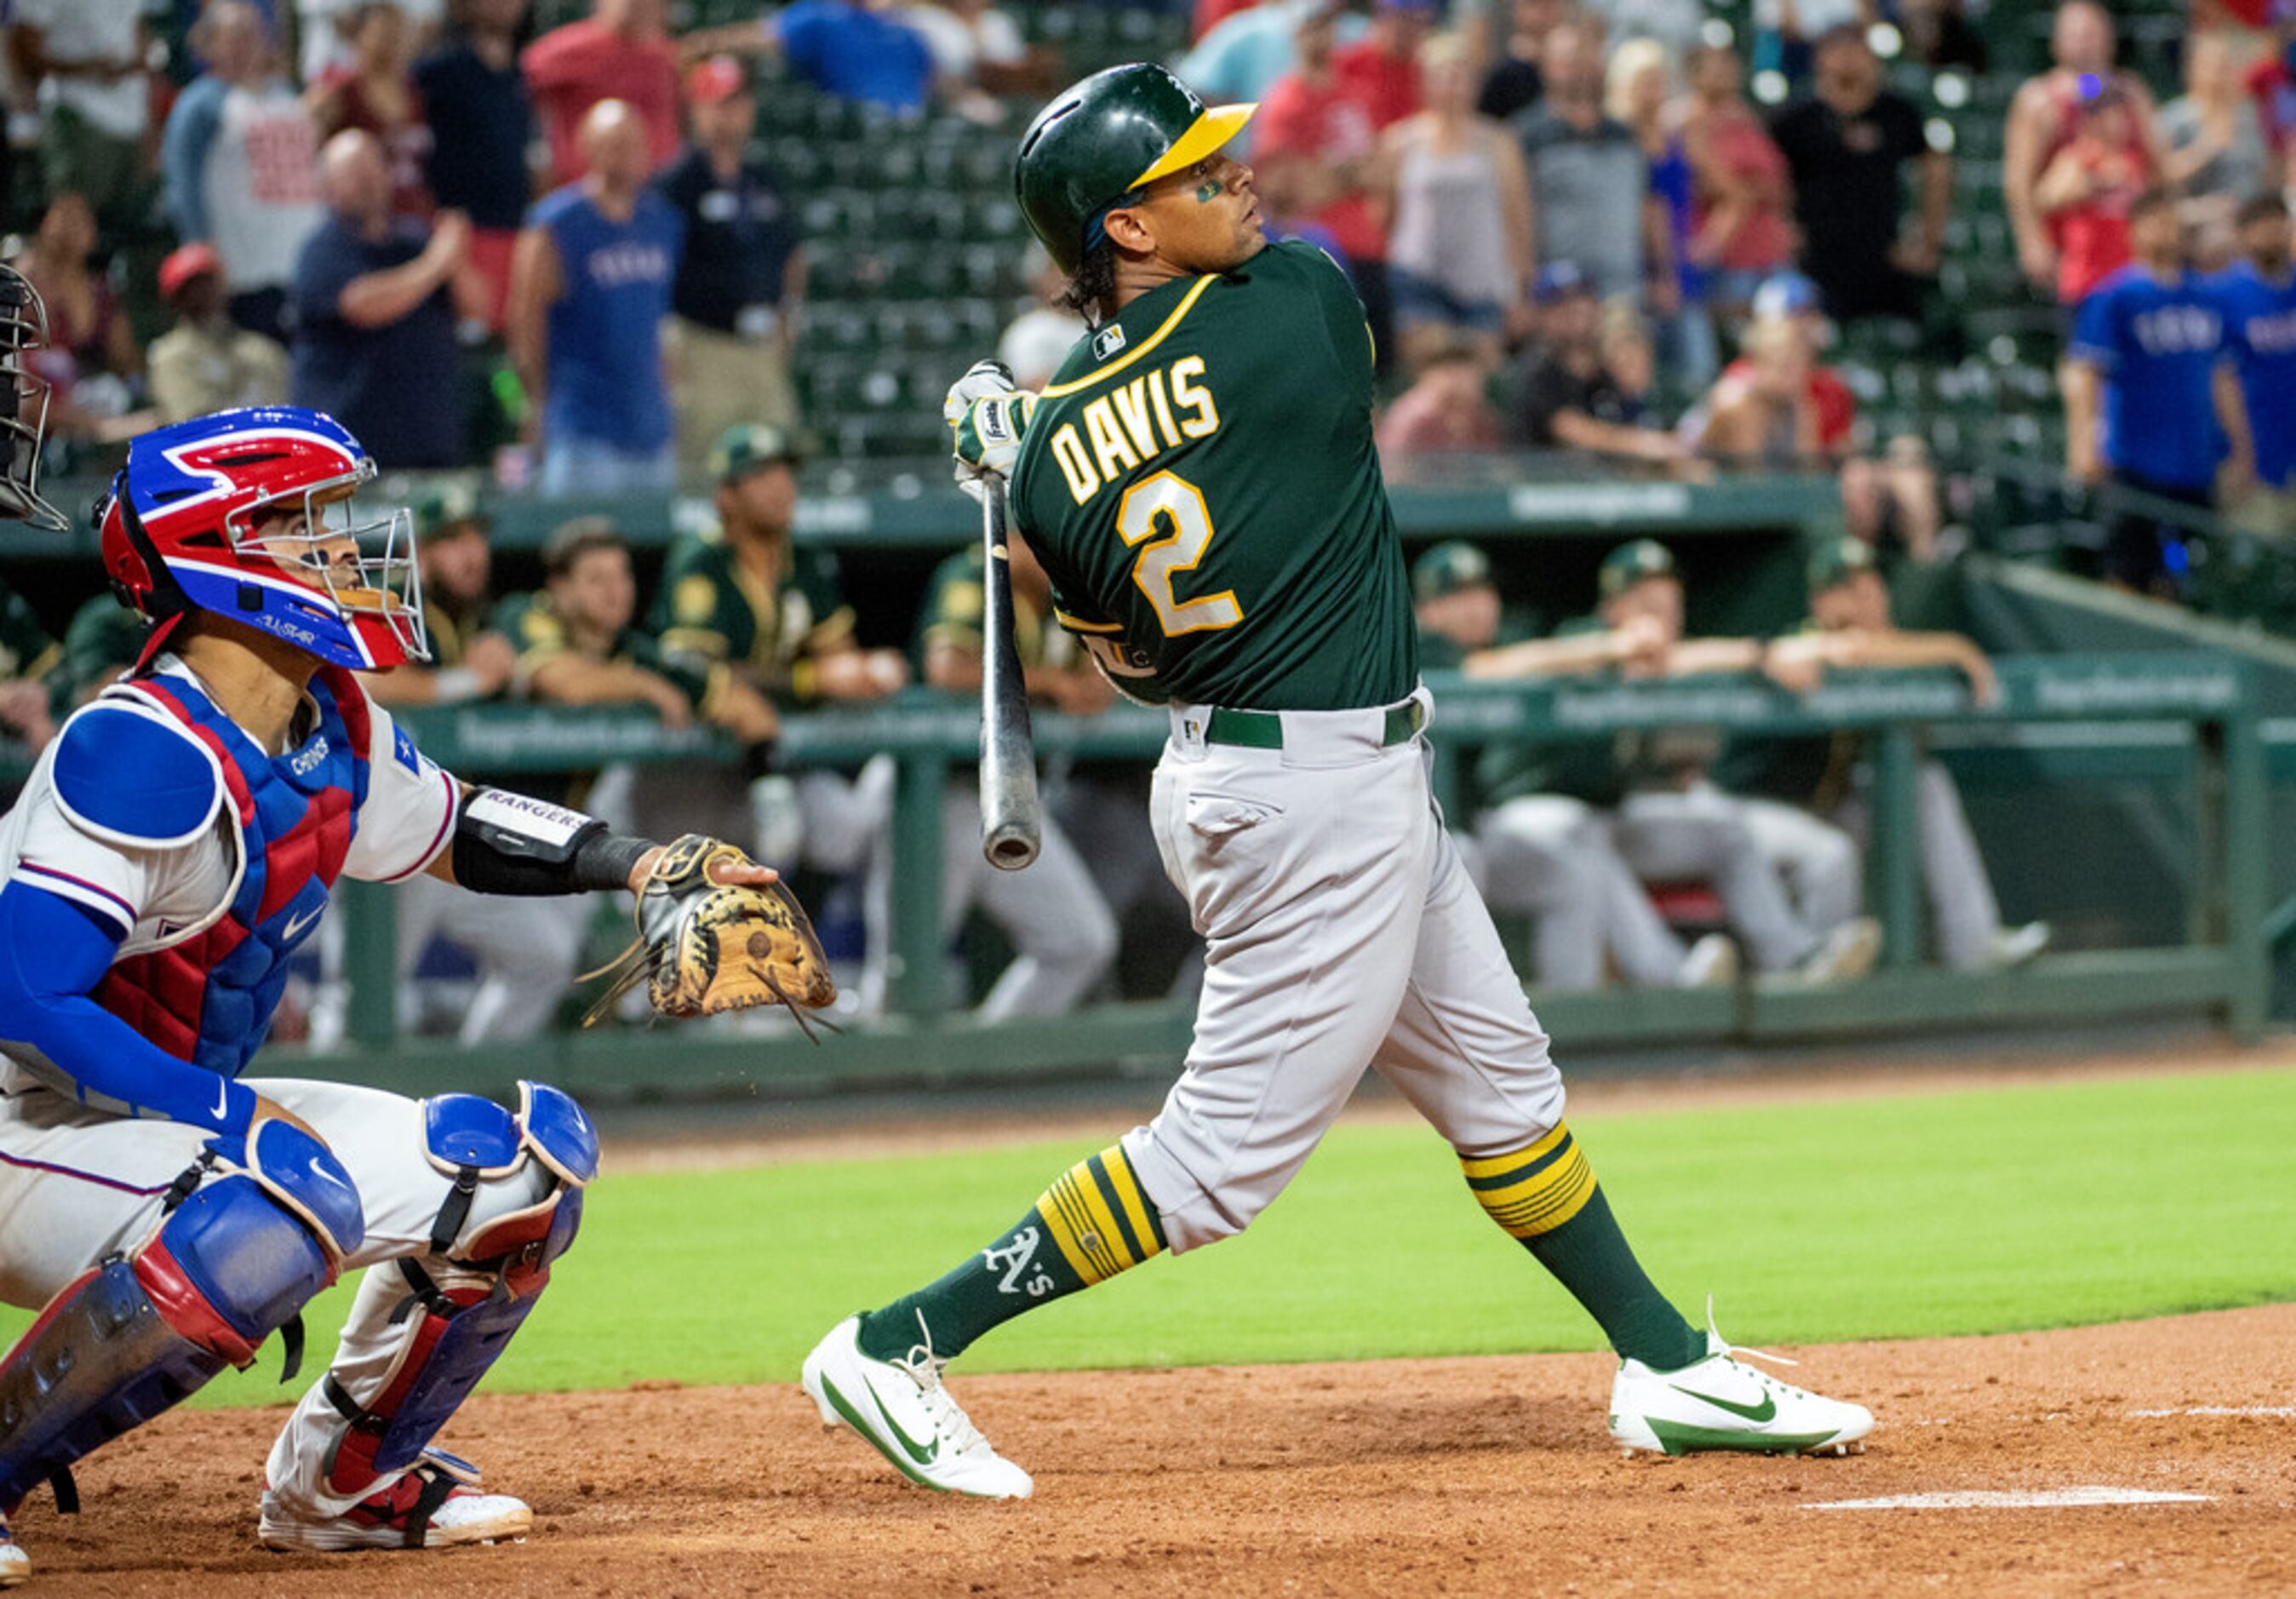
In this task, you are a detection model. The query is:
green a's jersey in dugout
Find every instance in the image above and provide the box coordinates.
[1009,239,1417,713]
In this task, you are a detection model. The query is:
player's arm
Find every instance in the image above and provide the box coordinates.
[528,651,695,728]
[1665,637,1767,676]
[1463,622,1664,679]
[1802,628,2001,704]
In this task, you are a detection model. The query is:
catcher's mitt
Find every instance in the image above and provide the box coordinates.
[581,834,838,1037]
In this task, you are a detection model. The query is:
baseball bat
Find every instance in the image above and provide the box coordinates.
[978,476,1042,870]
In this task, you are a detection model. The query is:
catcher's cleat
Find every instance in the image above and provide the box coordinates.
[1609,1305,1873,1458]
[258,1455,532,1552]
[0,1515,28,1588]
[801,1315,1033,1499]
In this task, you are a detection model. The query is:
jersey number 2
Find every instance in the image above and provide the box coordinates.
[1118,472,1243,638]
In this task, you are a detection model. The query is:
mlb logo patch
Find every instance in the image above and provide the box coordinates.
[1092,324,1127,362]
[393,725,422,774]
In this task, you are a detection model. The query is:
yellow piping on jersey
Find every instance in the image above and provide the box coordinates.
[1053,608,1125,633]
[1039,274,1218,399]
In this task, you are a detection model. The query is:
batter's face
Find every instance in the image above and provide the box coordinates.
[1108,151,1265,276]
[1600,576,1683,646]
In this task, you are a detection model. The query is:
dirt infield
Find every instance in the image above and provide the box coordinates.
[14,1303,2292,1596]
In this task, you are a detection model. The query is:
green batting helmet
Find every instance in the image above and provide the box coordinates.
[1015,64,1256,275]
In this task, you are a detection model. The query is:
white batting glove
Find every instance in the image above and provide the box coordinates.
[944,358,1036,502]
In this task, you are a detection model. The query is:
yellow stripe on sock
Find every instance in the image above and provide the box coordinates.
[1462,1126,1600,1239]
[1036,1167,1127,1284]
[1096,1145,1163,1257]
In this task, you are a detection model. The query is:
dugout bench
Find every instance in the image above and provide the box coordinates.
[292,649,2266,1102]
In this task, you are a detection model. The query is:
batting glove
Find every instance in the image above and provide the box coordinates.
[944,359,1036,501]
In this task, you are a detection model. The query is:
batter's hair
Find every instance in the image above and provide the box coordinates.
[1058,241,1120,325]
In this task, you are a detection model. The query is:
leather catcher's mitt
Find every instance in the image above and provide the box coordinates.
[581,834,837,1036]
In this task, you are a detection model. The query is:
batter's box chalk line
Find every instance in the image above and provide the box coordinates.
[1805,1488,2215,1511]
[2127,1407,2296,1418]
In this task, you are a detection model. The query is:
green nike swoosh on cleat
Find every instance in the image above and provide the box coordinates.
[1669,1384,1777,1423]
[858,1375,942,1465]
[1646,1418,1844,1456]
[818,1373,947,1487]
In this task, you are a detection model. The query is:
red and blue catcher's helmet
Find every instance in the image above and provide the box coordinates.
[99,406,429,670]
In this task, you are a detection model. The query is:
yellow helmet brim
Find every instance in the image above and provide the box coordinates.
[1126,102,1257,192]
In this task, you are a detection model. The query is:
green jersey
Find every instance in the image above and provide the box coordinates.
[648,524,856,703]
[56,596,146,708]
[1010,239,1415,713]
[913,544,1052,679]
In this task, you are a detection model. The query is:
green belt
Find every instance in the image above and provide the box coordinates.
[1203,700,1426,750]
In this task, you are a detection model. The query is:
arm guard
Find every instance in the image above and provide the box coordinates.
[449,788,656,897]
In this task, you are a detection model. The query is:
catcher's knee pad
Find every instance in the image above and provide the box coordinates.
[320,1083,594,1495]
[0,1136,358,1515]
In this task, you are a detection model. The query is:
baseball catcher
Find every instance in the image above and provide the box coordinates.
[0,401,827,1588]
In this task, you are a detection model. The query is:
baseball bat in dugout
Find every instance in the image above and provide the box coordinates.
[979,476,1042,869]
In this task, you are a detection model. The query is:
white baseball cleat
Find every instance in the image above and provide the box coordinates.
[1679,932,1739,989]
[259,1454,533,1551]
[801,1314,1033,1499]
[1795,917,1882,984]
[0,1515,28,1587]
[1610,1308,1873,1458]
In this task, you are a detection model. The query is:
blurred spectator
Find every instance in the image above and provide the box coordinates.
[524,0,681,185]
[1195,0,1258,42]
[1749,0,1869,88]
[415,0,541,332]
[53,593,145,709]
[1770,24,1947,327]
[161,1,324,343]
[658,57,804,468]
[1177,0,1334,121]
[1336,0,1433,129]
[2065,187,2253,595]
[2004,1,2163,298]
[997,246,1087,389]
[2033,79,2158,309]
[146,244,291,422]
[292,131,469,467]
[1516,21,1674,311]
[1679,41,1796,319]
[1477,0,1564,122]
[1893,0,1986,73]
[1377,338,1504,461]
[642,424,906,870]
[299,0,443,84]
[1584,0,1702,64]
[1383,31,1532,371]
[1840,434,1943,561]
[0,580,61,757]
[1607,37,1714,384]
[866,529,1116,1019]
[2219,192,2296,535]
[2162,32,2270,231]
[1257,3,1395,362]
[1507,262,1691,468]
[1687,312,1828,466]
[10,194,145,444]
[496,517,780,749]
[902,0,1045,111]
[771,0,936,114]
[1745,538,2050,971]
[8,0,150,238]
[2246,7,2296,163]
[510,99,683,494]
[310,0,434,219]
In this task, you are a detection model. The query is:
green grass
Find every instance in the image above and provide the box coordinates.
[7,1067,2293,1409]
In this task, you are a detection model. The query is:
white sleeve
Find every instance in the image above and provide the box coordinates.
[342,700,461,884]
[7,773,157,939]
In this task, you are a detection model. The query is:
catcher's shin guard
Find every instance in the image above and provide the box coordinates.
[0,1147,358,1514]
[319,1082,593,1499]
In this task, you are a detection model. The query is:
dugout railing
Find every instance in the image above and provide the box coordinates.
[288,646,2267,1103]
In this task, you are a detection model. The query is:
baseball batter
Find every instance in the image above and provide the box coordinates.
[0,406,776,1586]
[800,65,1873,1499]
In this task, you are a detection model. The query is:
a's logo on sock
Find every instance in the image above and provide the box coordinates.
[983,1226,1056,1298]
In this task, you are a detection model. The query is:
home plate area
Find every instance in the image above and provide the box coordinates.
[13,1304,2293,1597]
